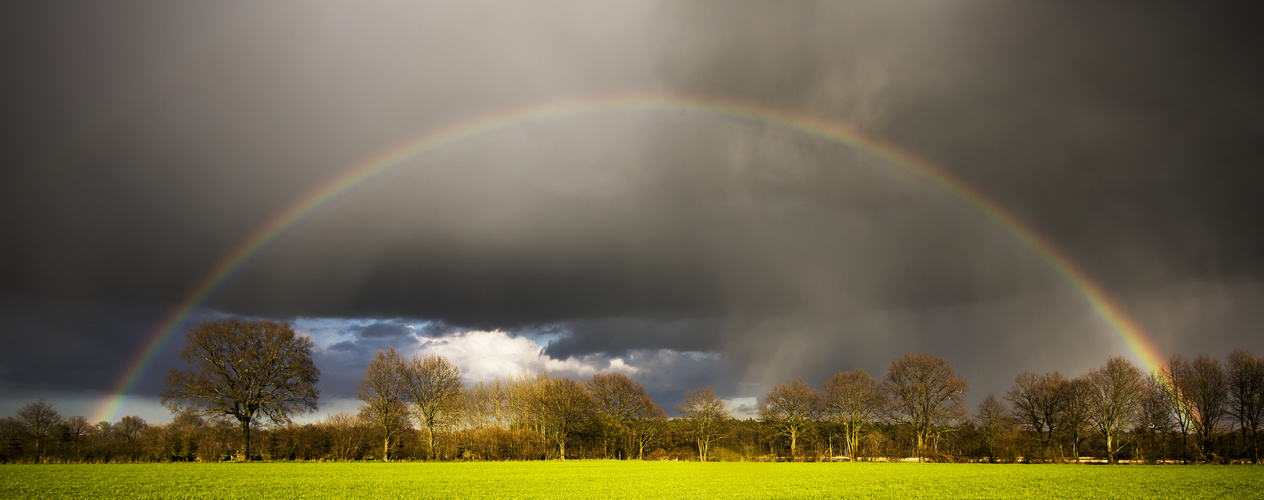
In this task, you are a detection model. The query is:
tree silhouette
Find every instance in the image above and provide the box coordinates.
[358,347,410,462]
[824,369,885,462]
[406,353,462,459]
[162,319,319,461]
[677,386,731,461]
[884,352,967,462]
[1085,356,1144,463]
[759,378,819,460]
[16,399,61,460]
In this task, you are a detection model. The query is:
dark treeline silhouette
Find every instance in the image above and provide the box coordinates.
[3,322,1262,464]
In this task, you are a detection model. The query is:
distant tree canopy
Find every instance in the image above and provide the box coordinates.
[161,319,320,461]
[7,340,1264,465]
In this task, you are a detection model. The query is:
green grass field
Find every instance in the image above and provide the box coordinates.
[1,461,1259,499]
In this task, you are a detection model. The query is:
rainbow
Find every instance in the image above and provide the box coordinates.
[92,93,1165,422]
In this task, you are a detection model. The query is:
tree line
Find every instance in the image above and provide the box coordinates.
[2,320,1261,464]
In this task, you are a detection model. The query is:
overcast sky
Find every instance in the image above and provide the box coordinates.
[2,1,1262,423]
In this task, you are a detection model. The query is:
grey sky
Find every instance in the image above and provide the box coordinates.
[2,1,1261,422]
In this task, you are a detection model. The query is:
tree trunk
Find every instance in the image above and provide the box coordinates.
[1242,427,1248,461]
[427,424,435,460]
[1107,434,1115,464]
[425,414,437,460]
[1181,430,1188,464]
[240,419,251,462]
[848,425,860,462]
[1071,431,1080,464]
[916,432,925,463]
[383,435,390,462]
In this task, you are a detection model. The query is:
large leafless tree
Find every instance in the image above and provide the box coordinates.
[536,376,594,460]
[62,415,90,460]
[974,394,1011,462]
[1062,377,1092,463]
[759,378,820,460]
[16,399,61,460]
[629,402,668,460]
[1226,348,1263,462]
[884,352,968,462]
[1005,371,1067,462]
[1136,373,1173,463]
[677,386,731,461]
[1186,354,1229,460]
[1084,356,1144,463]
[162,319,319,461]
[357,347,410,461]
[1161,356,1196,463]
[822,369,884,461]
[406,353,462,459]
[586,373,652,459]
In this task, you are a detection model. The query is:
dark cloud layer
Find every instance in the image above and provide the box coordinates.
[2,1,1262,418]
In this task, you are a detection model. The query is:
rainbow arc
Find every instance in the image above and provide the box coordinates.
[92,93,1165,423]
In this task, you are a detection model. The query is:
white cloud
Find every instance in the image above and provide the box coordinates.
[411,330,637,384]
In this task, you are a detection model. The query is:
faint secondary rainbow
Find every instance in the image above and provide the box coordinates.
[92,93,1166,422]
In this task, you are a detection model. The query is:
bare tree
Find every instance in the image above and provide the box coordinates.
[459,379,509,431]
[1161,356,1195,463]
[115,415,147,460]
[759,378,820,460]
[1135,373,1173,463]
[629,402,668,460]
[587,373,652,459]
[1226,348,1264,462]
[823,369,884,462]
[1005,371,1066,462]
[1186,353,1229,461]
[503,374,551,458]
[322,412,367,461]
[167,411,205,462]
[505,373,548,432]
[16,399,62,460]
[162,319,320,461]
[92,421,112,443]
[535,376,594,460]
[974,394,1010,463]
[885,353,968,462]
[357,347,410,461]
[1062,377,1092,463]
[405,353,462,459]
[677,386,731,461]
[62,415,90,460]
[116,415,147,446]
[1084,356,1144,463]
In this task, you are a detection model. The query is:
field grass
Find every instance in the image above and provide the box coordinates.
[1,461,1260,499]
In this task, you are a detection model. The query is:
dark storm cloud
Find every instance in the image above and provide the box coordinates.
[652,0,1264,289]
[544,318,725,359]
[307,323,421,400]
[0,297,224,396]
[2,1,1263,417]
[350,321,413,339]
